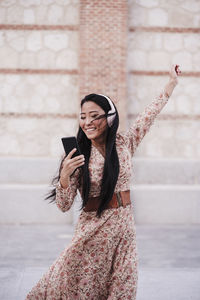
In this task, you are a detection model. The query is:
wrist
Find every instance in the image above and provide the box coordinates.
[60,175,70,189]
[169,78,178,86]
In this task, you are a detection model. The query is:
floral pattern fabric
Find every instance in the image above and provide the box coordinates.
[26,92,169,300]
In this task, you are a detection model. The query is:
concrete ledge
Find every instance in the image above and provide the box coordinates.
[0,157,59,184]
[1,183,199,224]
[0,184,72,224]
[1,157,200,184]
[131,185,200,224]
[133,158,200,184]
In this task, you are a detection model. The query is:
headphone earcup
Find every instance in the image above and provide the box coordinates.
[107,114,115,127]
[98,94,116,127]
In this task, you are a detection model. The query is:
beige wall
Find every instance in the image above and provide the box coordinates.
[0,0,199,159]
[0,0,80,158]
[127,0,200,159]
[0,1,79,25]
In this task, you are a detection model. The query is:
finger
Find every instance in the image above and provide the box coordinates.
[70,154,85,163]
[70,158,85,168]
[70,161,85,170]
[61,153,66,159]
[76,161,85,167]
[62,156,84,169]
[65,155,84,167]
[66,148,77,159]
[64,154,84,166]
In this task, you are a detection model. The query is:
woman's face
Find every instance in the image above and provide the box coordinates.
[79,101,108,141]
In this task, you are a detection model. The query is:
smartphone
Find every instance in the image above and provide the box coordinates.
[61,137,81,158]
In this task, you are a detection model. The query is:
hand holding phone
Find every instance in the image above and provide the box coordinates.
[60,137,84,182]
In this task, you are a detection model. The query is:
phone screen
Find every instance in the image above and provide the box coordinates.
[61,137,81,158]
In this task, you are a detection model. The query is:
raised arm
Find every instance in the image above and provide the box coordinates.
[124,64,181,156]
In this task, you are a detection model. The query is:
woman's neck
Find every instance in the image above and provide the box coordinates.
[91,133,107,150]
[92,138,105,149]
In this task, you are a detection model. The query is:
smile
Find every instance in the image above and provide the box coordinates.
[86,128,96,132]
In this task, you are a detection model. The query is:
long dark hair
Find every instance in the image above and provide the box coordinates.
[45,93,120,217]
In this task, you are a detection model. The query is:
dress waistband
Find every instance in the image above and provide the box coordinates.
[83,190,131,212]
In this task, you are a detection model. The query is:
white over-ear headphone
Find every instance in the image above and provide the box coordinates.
[98,94,116,127]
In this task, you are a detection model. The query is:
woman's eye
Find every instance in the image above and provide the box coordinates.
[80,115,98,121]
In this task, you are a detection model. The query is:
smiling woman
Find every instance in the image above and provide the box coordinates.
[26,65,181,300]
[76,93,120,215]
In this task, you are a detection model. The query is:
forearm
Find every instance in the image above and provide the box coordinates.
[55,167,81,212]
[55,182,74,212]
[163,78,178,98]
[56,171,80,212]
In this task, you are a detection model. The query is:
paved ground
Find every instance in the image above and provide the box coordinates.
[0,224,200,300]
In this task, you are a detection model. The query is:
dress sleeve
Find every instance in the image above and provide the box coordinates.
[55,167,81,212]
[123,91,169,156]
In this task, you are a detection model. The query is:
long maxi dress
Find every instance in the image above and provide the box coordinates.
[26,91,169,300]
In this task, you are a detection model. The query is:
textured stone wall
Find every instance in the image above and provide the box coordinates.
[127,0,200,158]
[0,0,79,158]
[1,0,199,159]
[0,30,78,69]
[0,1,79,25]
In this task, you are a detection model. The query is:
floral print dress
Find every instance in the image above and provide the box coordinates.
[26,92,169,300]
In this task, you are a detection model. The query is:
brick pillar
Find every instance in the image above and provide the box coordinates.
[79,0,128,129]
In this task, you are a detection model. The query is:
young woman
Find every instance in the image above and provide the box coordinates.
[26,64,181,300]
